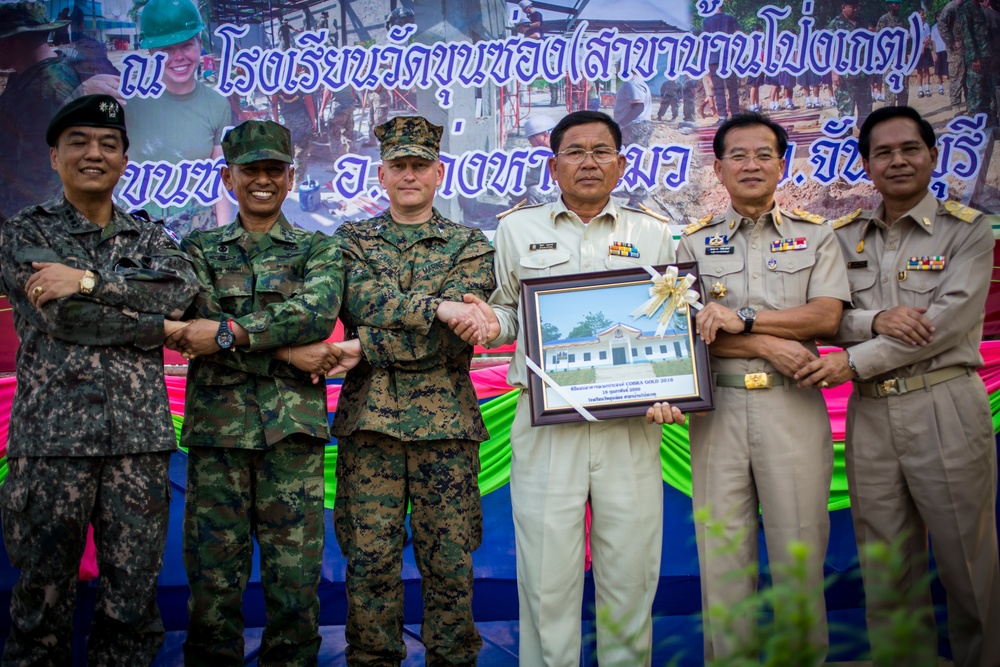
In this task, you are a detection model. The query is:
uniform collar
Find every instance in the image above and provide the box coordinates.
[370,207,450,247]
[724,200,782,231]
[41,193,140,237]
[871,190,939,235]
[551,196,618,226]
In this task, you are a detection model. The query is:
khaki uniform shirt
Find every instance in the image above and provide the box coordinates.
[831,191,992,380]
[332,208,495,442]
[180,214,343,449]
[488,197,676,387]
[677,203,851,373]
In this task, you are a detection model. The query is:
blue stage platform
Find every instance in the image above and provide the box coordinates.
[0,445,976,665]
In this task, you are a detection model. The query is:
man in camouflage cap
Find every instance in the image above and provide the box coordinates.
[0,94,199,664]
[329,115,495,665]
[164,118,344,666]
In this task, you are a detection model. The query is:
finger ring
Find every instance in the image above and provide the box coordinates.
[819,381,830,389]
[31,286,44,297]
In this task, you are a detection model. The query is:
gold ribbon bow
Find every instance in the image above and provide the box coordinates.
[630,266,702,337]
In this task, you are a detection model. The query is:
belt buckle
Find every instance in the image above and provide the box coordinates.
[744,372,772,389]
[877,378,900,397]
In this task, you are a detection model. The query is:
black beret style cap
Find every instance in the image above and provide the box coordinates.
[46,94,129,151]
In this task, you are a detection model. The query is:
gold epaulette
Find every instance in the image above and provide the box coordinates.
[942,200,982,223]
[792,208,827,224]
[621,203,670,224]
[684,214,714,236]
[832,209,863,230]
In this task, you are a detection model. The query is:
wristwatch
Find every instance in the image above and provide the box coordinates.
[79,270,97,295]
[737,306,756,334]
[846,352,859,378]
[215,319,235,350]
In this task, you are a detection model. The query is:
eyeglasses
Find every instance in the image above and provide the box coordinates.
[556,148,619,164]
[869,145,926,164]
[720,152,779,165]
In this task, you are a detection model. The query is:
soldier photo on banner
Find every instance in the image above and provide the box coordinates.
[2,0,996,239]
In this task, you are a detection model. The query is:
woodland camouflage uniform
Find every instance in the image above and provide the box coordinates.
[179,120,343,667]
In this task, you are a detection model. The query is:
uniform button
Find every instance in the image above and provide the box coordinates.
[919,282,926,289]
[786,262,793,269]
[751,243,758,249]
[715,266,722,272]
[584,263,591,269]
[882,275,888,283]
[752,272,759,279]
[889,243,896,250]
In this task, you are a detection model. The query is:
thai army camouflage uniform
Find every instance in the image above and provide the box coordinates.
[937,0,967,108]
[333,197,495,665]
[180,213,343,666]
[180,121,344,667]
[0,194,199,665]
[828,13,873,128]
[958,0,999,124]
[0,2,82,222]
[875,8,910,106]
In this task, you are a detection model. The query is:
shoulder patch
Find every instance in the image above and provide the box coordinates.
[791,208,827,224]
[621,203,670,224]
[497,199,528,220]
[942,200,982,223]
[832,209,863,230]
[129,208,153,223]
[683,214,717,236]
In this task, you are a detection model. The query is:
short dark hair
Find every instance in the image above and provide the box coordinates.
[549,110,622,155]
[712,112,788,159]
[857,105,936,160]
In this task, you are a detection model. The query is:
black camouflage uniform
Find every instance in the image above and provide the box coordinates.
[0,95,199,665]
[332,116,495,666]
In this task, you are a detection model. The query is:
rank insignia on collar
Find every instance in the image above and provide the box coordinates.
[771,237,807,252]
[706,233,728,247]
[767,257,778,270]
[907,255,946,270]
[711,282,727,298]
[529,242,557,251]
[609,242,639,258]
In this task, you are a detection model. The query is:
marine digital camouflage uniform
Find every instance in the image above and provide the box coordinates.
[829,13,873,128]
[180,212,343,667]
[0,194,199,665]
[332,206,495,666]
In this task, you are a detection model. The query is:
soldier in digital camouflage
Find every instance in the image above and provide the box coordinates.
[329,115,496,666]
[164,119,344,666]
[0,94,199,665]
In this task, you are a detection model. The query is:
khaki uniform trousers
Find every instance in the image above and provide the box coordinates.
[845,372,1000,667]
[689,383,833,662]
[509,392,664,667]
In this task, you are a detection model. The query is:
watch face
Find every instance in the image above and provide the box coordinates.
[81,276,95,289]
[738,307,756,320]
[216,328,235,349]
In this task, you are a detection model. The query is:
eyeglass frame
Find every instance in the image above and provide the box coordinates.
[554,147,621,164]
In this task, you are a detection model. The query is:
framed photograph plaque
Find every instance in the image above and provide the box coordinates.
[520,262,714,426]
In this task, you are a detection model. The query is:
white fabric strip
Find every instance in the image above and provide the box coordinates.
[524,356,599,423]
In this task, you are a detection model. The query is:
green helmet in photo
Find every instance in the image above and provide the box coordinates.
[139,0,205,49]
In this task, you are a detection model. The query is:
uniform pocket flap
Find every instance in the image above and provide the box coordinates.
[770,252,816,274]
[700,259,745,277]
[847,270,877,293]
[520,250,571,270]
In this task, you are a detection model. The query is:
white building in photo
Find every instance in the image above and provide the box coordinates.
[542,322,690,371]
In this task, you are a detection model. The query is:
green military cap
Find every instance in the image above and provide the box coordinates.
[221,120,293,164]
[0,2,69,39]
[46,94,129,150]
[375,116,443,161]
